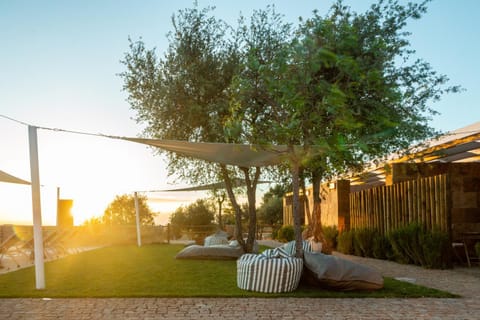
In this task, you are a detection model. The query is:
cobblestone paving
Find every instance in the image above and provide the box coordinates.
[0,297,478,320]
[0,251,479,319]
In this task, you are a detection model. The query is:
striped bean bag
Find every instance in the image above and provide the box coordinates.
[280,240,313,256]
[237,248,303,293]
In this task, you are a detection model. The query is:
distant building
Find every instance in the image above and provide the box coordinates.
[283,121,480,237]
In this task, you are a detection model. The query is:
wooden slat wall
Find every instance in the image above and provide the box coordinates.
[349,174,448,234]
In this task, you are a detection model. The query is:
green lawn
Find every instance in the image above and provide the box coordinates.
[0,244,456,298]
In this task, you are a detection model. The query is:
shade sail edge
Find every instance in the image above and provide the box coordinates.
[0,170,31,185]
[123,137,291,167]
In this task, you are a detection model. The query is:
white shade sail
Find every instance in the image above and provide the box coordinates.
[123,138,295,167]
[157,179,271,192]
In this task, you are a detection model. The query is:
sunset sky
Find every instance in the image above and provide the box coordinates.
[1,0,479,226]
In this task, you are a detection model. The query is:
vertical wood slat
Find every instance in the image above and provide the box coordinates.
[434,175,441,230]
[349,174,448,233]
[425,177,431,230]
[420,178,425,227]
[429,177,436,229]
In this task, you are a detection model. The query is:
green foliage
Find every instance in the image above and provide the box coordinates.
[121,1,459,258]
[257,196,283,225]
[388,223,450,269]
[170,199,215,226]
[322,225,339,250]
[353,228,378,257]
[121,4,244,190]
[169,199,215,238]
[420,228,451,269]
[475,242,480,259]
[276,225,295,242]
[0,245,455,298]
[257,185,286,226]
[389,223,424,265]
[372,233,393,260]
[340,224,449,269]
[337,230,354,255]
[103,194,155,226]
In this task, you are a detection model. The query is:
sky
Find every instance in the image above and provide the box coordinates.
[1,0,479,226]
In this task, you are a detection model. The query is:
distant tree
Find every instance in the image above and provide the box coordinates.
[103,194,155,226]
[82,216,103,226]
[169,199,215,227]
[257,185,287,226]
[258,197,283,226]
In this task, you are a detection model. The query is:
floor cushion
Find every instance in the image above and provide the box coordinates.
[204,234,229,247]
[302,251,384,291]
[175,244,243,260]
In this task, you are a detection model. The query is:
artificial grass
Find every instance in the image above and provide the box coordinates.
[0,244,457,298]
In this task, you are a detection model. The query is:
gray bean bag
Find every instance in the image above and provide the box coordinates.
[302,251,384,291]
[204,234,228,247]
[175,244,243,260]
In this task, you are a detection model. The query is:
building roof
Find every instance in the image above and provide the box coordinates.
[348,121,480,188]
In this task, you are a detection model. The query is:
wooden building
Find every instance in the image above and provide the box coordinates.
[283,121,480,240]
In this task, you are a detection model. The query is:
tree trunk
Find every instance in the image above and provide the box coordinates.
[217,192,225,229]
[311,170,330,253]
[290,147,304,259]
[241,166,260,253]
[220,164,246,251]
[300,167,312,226]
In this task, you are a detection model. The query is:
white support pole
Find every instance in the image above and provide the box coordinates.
[134,191,142,247]
[28,125,45,290]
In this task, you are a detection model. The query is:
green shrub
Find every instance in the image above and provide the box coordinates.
[354,228,378,257]
[322,225,339,250]
[419,227,451,269]
[388,223,424,265]
[337,230,354,254]
[271,225,280,240]
[475,242,480,259]
[372,232,392,260]
[276,225,295,242]
[388,223,450,269]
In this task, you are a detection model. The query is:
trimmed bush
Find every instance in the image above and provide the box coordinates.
[322,225,339,250]
[337,230,354,255]
[388,223,450,269]
[388,223,422,264]
[353,228,377,257]
[277,225,295,242]
[419,227,451,269]
[372,232,392,260]
[337,224,450,269]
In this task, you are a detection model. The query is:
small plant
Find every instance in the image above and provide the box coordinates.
[322,225,339,250]
[388,223,423,265]
[372,233,392,260]
[419,227,450,269]
[354,228,377,257]
[276,225,295,242]
[337,230,354,254]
